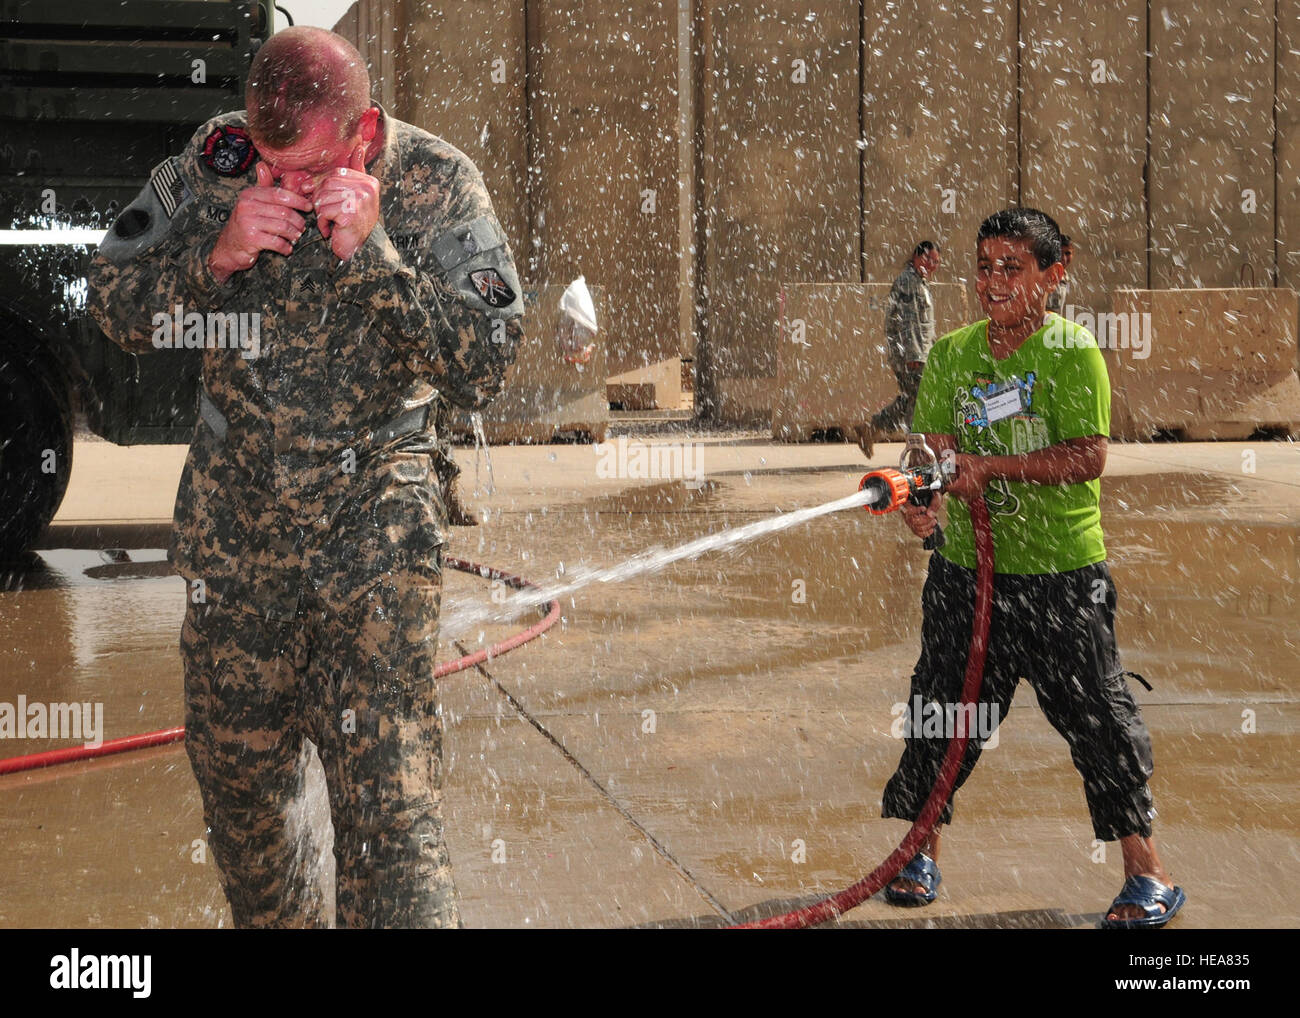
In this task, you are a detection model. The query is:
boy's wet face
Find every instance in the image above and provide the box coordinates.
[975,237,1062,328]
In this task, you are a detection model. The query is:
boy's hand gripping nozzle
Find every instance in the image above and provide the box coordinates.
[857,434,954,550]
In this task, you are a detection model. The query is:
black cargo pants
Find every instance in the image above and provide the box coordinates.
[882,552,1157,842]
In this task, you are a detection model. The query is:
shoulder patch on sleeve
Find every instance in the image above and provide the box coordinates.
[201,125,257,177]
[97,174,177,264]
[149,157,190,218]
[469,267,516,308]
[432,215,505,272]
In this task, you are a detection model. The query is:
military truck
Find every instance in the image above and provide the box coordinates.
[0,0,274,557]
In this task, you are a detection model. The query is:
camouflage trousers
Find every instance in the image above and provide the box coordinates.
[433,402,460,492]
[434,436,460,493]
[181,561,460,928]
[871,361,925,435]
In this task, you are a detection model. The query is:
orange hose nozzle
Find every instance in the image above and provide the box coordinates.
[859,469,913,515]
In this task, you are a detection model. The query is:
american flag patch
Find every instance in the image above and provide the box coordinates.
[149,158,188,219]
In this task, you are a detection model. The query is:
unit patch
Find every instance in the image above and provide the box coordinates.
[202,126,257,177]
[469,268,516,308]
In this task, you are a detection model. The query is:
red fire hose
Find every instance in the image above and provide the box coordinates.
[732,495,994,928]
[0,556,561,777]
[0,725,188,775]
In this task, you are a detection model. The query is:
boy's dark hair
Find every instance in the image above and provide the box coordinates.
[976,208,1063,269]
[912,239,940,259]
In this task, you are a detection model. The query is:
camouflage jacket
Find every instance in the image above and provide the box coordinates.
[1046,272,1070,313]
[87,106,524,620]
[885,262,935,365]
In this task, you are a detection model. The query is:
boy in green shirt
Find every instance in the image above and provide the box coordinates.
[881,208,1185,928]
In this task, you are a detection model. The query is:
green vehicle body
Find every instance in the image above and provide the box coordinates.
[0,0,273,555]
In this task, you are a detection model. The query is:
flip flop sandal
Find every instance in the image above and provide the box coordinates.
[884,852,941,906]
[1098,874,1187,929]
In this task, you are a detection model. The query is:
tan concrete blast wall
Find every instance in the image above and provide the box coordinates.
[771,282,970,440]
[339,0,1300,433]
[332,0,400,113]
[1278,4,1300,292]
[387,2,530,255]
[1108,288,1300,440]
[703,2,860,385]
[527,1,680,377]
[715,278,780,426]
[1148,2,1275,289]
[859,2,1017,286]
[1019,0,1147,315]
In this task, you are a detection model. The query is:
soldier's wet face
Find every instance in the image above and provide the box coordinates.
[252,111,372,196]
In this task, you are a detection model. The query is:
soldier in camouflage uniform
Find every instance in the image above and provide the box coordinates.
[857,240,941,457]
[87,27,523,927]
[1045,234,1073,314]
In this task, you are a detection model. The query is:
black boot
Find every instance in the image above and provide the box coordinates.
[854,422,876,460]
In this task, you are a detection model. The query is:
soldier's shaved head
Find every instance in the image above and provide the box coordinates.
[247,27,371,147]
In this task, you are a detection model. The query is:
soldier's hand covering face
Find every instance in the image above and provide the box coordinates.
[312,145,382,261]
[208,161,314,279]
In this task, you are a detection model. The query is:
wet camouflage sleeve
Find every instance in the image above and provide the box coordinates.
[335,156,523,410]
[86,137,242,354]
[885,267,935,364]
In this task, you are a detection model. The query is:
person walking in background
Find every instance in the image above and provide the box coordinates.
[857,240,941,457]
[1045,234,1073,313]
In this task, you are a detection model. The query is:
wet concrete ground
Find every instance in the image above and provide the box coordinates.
[1,434,1296,928]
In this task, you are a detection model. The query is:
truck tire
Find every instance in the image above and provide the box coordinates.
[0,345,75,560]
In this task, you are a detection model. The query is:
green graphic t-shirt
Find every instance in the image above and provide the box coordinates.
[912,314,1110,575]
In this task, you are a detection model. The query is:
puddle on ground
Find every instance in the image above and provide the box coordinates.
[583,478,721,515]
[1103,471,1250,516]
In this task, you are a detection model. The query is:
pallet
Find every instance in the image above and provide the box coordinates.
[1124,422,1300,442]
[771,420,907,444]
